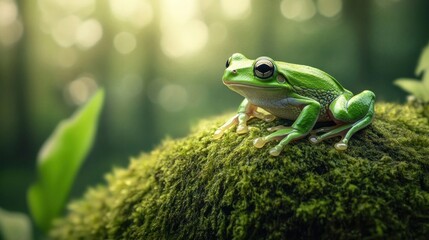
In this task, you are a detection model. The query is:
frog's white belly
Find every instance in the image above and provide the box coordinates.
[249,98,303,120]
[248,97,332,122]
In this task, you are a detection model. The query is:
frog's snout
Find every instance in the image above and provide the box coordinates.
[222,68,238,82]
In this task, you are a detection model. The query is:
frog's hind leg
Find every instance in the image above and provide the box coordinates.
[318,90,375,150]
[309,123,354,145]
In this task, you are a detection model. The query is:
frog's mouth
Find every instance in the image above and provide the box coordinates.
[223,81,281,90]
[223,81,283,99]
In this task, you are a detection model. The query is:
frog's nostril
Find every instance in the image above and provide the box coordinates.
[232,69,237,74]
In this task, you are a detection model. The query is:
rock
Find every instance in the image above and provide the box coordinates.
[50,103,429,239]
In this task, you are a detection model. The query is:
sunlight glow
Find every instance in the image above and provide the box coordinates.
[209,22,228,44]
[220,0,251,20]
[281,0,316,21]
[55,0,95,16]
[161,0,196,27]
[161,20,208,58]
[114,32,137,54]
[317,0,342,18]
[75,19,103,49]
[109,0,153,28]
[0,19,22,47]
[51,15,81,48]
[160,0,209,58]
[0,0,22,47]
[0,0,17,27]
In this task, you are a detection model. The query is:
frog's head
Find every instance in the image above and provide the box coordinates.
[222,53,289,98]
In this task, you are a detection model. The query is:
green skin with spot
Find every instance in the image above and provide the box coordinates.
[213,53,376,156]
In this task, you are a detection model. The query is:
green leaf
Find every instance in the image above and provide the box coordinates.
[394,79,429,102]
[0,208,32,240]
[415,42,429,76]
[27,89,104,232]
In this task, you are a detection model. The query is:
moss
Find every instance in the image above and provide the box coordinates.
[50,103,429,239]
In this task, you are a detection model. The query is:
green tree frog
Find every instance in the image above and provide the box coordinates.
[213,53,375,156]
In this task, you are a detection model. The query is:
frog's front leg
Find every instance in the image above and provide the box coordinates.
[253,97,321,156]
[310,90,375,150]
[213,98,274,139]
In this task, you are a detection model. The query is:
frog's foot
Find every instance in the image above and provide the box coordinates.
[253,127,295,149]
[253,127,308,156]
[309,123,353,144]
[309,124,352,150]
[214,99,276,139]
[334,140,348,150]
[213,115,239,139]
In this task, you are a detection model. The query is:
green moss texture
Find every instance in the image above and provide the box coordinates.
[51,103,429,239]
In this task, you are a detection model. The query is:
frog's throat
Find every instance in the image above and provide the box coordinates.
[223,81,282,90]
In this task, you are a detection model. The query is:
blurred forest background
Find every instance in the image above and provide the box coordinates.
[1,0,428,219]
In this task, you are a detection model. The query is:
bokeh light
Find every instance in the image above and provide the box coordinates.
[281,0,317,21]
[220,0,251,20]
[51,15,81,48]
[159,0,209,58]
[75,18,103,49]
[109,0,153,28]
[161,19,208,58]
[65,75,98,106]
[0,0,17,27]
[0,0,22,47]
[317,0,342,18]
[113,31,137,54]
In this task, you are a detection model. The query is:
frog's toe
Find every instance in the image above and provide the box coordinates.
[253,137,267,148]
[269,146,282,156]
[236,125,249,134]
[213,129,224,139]
[334,142,348,151]
[309,135,320,144]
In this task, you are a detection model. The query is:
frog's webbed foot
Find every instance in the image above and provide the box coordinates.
[213,114,239,139]
[213,100,274,139]
[253,127,303,156]
[309,123,353,150]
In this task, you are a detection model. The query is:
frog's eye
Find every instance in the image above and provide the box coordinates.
[225,57,231,68]
[254,58,274,79]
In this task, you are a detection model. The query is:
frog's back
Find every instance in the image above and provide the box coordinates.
[276,62,348,121]
[278,62,345,93]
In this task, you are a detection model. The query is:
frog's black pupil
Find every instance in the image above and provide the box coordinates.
[256,64,272,73]
[226,59,230,68]
[254,58,274,79]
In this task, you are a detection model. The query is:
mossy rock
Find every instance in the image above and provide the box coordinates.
[51,103,429,239]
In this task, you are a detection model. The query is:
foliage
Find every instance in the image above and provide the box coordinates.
[50,102,429,239]
[395,42,429,102]
[0,208,32,240]
[27,90,104,232]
